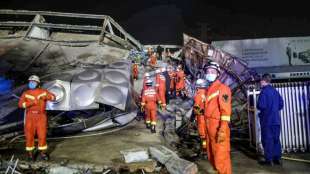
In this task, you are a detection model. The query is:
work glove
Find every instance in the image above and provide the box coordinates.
[216,128,226,143]
[162,104,166,111]
[158,101,162,110]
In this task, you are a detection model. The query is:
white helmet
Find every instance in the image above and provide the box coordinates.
[177,65,182,69]
[146,79,153,86]
[144,72,150,77]
[161,67,166,72]
[155,69,161,74]
[206,61,220,72]
[28,75,40,83]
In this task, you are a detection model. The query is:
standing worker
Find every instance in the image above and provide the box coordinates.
[204,62,232,174]
[155,69,167,110]
[193,79,208,155]
[167,65,176,98]
[175,65,185,97]
[257,73,284,166]
[141,79,162,133]
[156,45,164,60]
[18,75,55,161]
[161,67,171,104]
[132,61,139,80]
[149,52,157,68]
[147,47,153,57]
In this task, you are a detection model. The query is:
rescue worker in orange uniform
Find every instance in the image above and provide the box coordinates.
[167,65,176,97]
[147,47,153,57]
[175,65,186,97]
[141,79,162,133]
[155,69,166,110]
[204,62,232,174]
[132,61,139,80]
[149,52,157,68]
[138,72,151,121]
[193,79,208,155]
[18,75,56,161]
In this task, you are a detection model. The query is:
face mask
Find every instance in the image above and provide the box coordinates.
[28,81,38,89]
[205,74,217,82]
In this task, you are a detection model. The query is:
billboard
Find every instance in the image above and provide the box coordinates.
[212,36,310,67]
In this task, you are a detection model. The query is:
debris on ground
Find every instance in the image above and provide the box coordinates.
[149,145,198,174]
[120,148,149,163]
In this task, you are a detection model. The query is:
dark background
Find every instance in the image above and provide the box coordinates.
[1,0,310,44]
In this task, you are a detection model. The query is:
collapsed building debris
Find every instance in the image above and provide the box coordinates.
[0,10,143,139]
[149,146,198,174]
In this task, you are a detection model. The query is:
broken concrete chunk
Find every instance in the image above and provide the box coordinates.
[166,104,176,113]
[180,100,194,110]
[185,108,193,119]
[48,166,80,174]
[120,148,149,163]
[149,146,198,174]
[120,160,157,173]
[149,146,178,164]
[165,154,198,174]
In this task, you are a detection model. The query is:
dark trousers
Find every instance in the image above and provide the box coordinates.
[261,125,282,162]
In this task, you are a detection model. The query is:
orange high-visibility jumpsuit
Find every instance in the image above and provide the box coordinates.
[132,63,139,80]
[155,74,166,108]
[204,80,232,174]
[149,55,157,67]
[193,88,207,153]
[18,88,55,152]
[168,70,176,93]
[141,87,161,126]
[175,70,185,96]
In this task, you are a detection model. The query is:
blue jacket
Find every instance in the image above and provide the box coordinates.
[257,85,284,126]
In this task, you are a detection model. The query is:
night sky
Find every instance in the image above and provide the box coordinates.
[1,0,310,44]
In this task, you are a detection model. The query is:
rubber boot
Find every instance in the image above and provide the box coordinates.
[146,123,151,129]
[151,125,156,133]
[27,151,34,161]
[39,151,49,161]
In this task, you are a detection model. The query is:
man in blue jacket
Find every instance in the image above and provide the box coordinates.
[257,73,284,166]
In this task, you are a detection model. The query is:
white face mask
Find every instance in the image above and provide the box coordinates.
[205,74,217,82]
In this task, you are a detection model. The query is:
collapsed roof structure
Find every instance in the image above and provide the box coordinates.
[0,10,142,137]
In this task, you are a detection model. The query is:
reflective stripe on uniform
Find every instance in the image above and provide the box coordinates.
[207,90,220,102]
[141,103,145,105]
[151,121,157,125]
[37,92,47,99]
[202,141,207,146]
[22,102,27,108]
[38,145,48,150]
[26,146,35,151]
[144,91,156,95]
[221,115,231,121]
[25,94,35,100]
[146,120,151,123]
